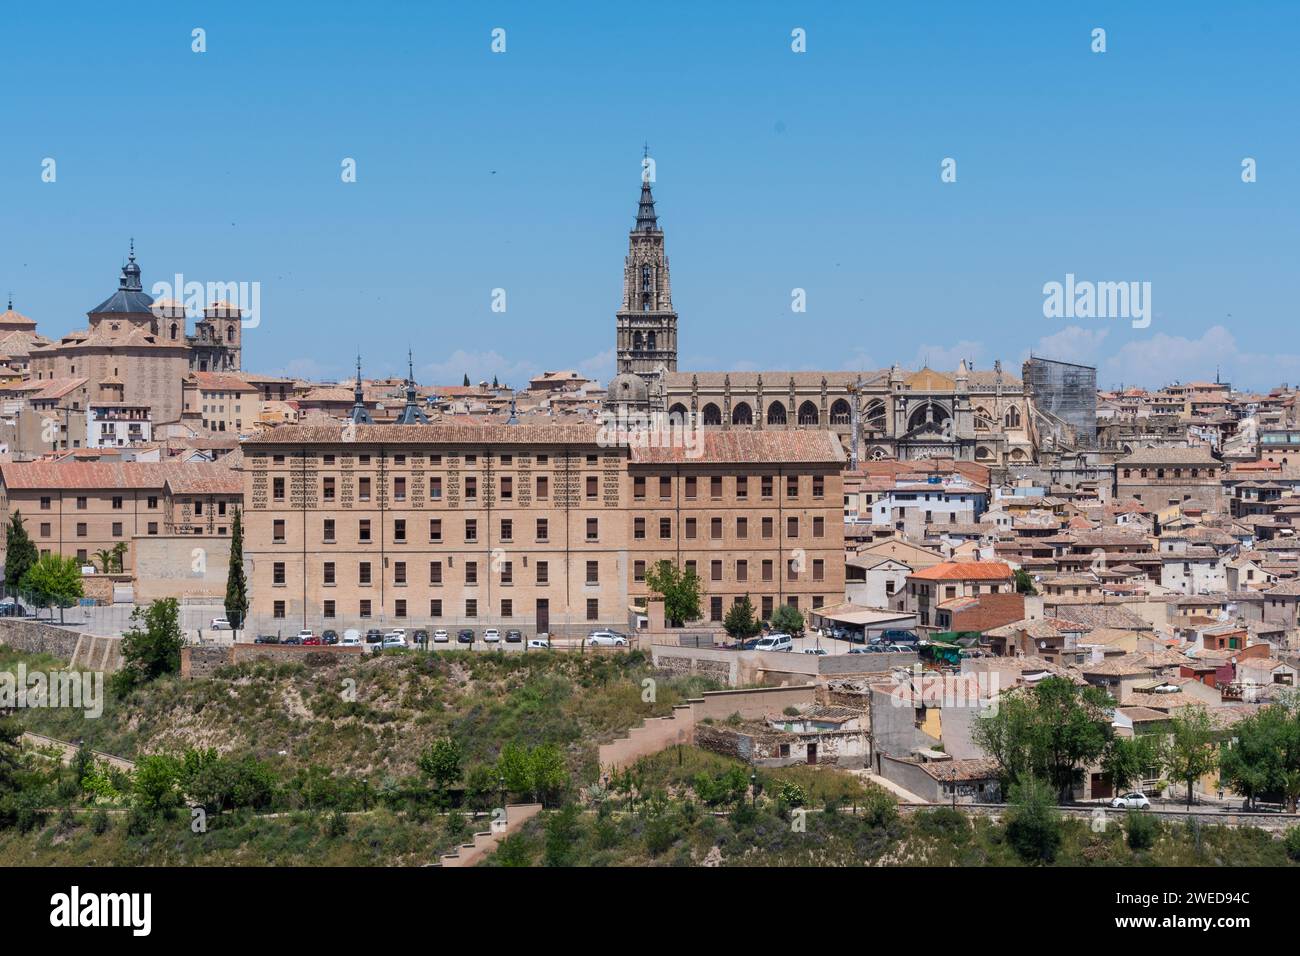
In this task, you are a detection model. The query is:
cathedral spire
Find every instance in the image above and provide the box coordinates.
[635,178,659,233]
[395,349,428,424]
[350,354,373,424]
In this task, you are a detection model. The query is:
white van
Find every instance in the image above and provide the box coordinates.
[753,633,793,652]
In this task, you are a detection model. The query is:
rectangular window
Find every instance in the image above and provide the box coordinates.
[762,517,773,539]
[813,559,825,582]
[273,520,285,543]
[536,518,548,542]
[430,561,442,584]
[359,519,371,542]
[466,561,478,585]
[111,496,123,510]
[323,562,336,585]
[273,478,285,501]
[710,517,722,540]
[536,561,549,585]
[762,560,773,582]
[322,519,334,543]
[466,599,478,618]
[711,560,722,582]
[393,519,406,542]
[658,476,672,499]
[586,475,598,500]
[685,517,697,540]
[359,562,372,585]
[358,477,371,502]
[430,476,442,500]
[430,599,442,618]
[761,477,773,499]
[586,598,599,621]
[500,518,513,542]
[394,477,406,501]
[710,597,722,622]
[501,561,513,585]
[685,476,697,499]
[586,517,598,541]
[394,561,407,585]
[501,599,512,618]
[634,517,645,539]
[585,560,599,585]
[465,519,477,543]
[710,476,722,498]
[274,601,285,619]
[273,562,285,585]
[536,475,549,500]
[465,476,477,500]
[360,600,372,618]
[394,599,407,619]
[500,476,512,501]
[40,497,51,510]
[787,516,799,538]
[812,475,824,498]
[813,516,825,538]
[736,559,748,582]
[787,476,799,499]
[659,517,671,539]
[736,517,748,539]
[111,522,122,537]
[429,519,442,542]
[633,476,646,499]
[323,600,335,619]
[736,476,748,500]
[634,560,646,582]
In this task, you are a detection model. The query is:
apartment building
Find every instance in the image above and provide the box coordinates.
[0,461,242,569]
[239,423,845,636]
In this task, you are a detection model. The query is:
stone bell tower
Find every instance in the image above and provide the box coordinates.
[615,151,678,377]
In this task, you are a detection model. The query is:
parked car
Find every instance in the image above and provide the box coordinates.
[210,617,233,631]
[456,629,475,644]
[297,629,315,643]
[847,646,870,655]
[753,633,793,652]
[301,634,322,646]
[483,628,501,643]
[1110,792,1151,810]
[526,637,551,649]
[801,647,828,656]
[380,634,407,650]
[322,629,339,645]
[585,630,628,647]
[433,629,450,643]
[885,643,913,653]
[364,629,384,644]
[505,629,523,644]
[282,634,303,646]
[880,629,919,644]
[412,629,429,646]
[339,633,362,647]
[254,634,280,645]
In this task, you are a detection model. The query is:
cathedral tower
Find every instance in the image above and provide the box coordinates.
[615,156,678,376]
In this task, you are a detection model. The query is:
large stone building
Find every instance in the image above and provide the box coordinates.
[0,461,242,571]
[1115,446,1225,511]
[27,247,241,430]
[240,423,844,636]
[662,362,1034,467]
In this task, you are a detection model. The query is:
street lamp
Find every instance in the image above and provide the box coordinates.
[751,771,760,807]
[498,774,506,814]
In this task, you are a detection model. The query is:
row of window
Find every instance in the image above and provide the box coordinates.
[269,593,827,622]
[36,522,225,538]
[270,472,827,505]
[271,555,828,588]
[32,495,231,514]
[270,513,827,544]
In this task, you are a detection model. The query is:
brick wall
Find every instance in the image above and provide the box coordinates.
[180,642,364,678]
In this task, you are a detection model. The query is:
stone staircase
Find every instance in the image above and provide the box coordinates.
[432,803,543,867]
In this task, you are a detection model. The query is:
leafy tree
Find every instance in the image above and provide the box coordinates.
[723,594,762,641]
[644,560,702,627]
[496,742,569,805]
[20,553,84,622]
[1013,568,1037,595]
[496,743,531,797]
[113,598,185,695]
[973,676,1113,802]
[418,738,464,799]
[1003,777,1061,863]
[132,754,182,814]
[543,802,581,866]
[770,603,805,636]
[1101,734,1158,799]
[1163,707,1219,809]
[224,509,248,630]
[4,511,38,596]
[0,718,24,830]
[1219,694,1300,811]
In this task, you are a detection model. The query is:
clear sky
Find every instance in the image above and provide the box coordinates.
[2,1,1296,390]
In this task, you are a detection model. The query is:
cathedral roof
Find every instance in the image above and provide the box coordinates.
[905,367,956,391]
[88,246,156,317]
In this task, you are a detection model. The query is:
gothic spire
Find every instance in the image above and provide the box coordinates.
[635,153,659,233]
[395,349,428,424]
[350,354,373,424]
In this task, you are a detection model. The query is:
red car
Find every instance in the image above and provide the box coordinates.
[301,636,321,646]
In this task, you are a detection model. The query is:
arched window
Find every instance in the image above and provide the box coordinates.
[633,332,644,351]
[907,402,950,432]
[865,399,886,431]
[732,402,753,426]
[974,406,992,431]
[668,402,689,422]
[975,446,992,460]
[1004,405,1021,428]
[701,403,722,426]
[170,322,178,340]
[829,398,851,425]
[767,402,787,426]
[647,331,656,351]
[226,324,235,342]
[797,401,819,425]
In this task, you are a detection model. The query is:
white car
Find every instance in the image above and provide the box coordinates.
[801,647,828,656]
[297,629,315,642]
[753,634,793,652]
[210,617,233,631]
[432,629,449,643]
[380,634,407,649]
[526,638,551,649]
[586,630,628,647]
[483,628,501,643]
[1110,792,1151,810]
[339,634,363,647]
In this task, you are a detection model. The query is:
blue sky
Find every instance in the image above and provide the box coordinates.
[1,1,1296,390]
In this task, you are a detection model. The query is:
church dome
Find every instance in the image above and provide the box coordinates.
[607,369,649,405]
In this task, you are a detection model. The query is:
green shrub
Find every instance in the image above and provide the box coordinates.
[1004,778,1061,864]
[1125,809,1159,851]
[1284,825,1300,862]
